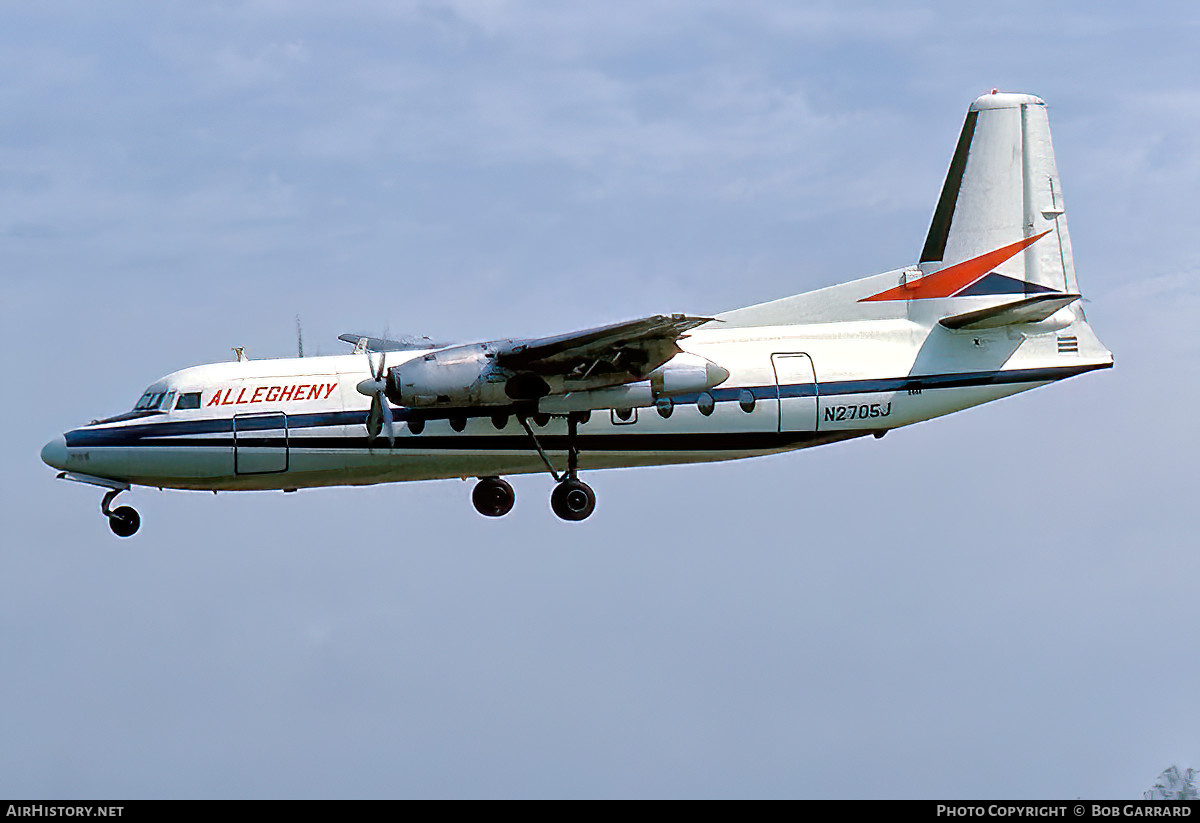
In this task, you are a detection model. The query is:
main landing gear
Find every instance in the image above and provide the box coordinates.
[472,476,515,517]
[102,488,141,537]
[533,411,596,521]
[550,477,595,522]
[470,411,597,521]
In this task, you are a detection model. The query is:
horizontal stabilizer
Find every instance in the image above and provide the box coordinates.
[939,294,1080,330]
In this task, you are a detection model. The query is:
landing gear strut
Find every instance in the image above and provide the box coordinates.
[101,489,141,537]
[472,476,515,517]
[519,412,596,521]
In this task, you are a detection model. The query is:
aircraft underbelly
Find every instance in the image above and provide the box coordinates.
[152,436,858,491]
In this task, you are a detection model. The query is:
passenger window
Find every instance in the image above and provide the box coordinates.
[175,392,201,410]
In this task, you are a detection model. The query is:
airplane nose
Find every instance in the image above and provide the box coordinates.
[41,435,68,470]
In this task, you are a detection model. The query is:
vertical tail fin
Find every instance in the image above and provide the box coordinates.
[920,92,1078,295]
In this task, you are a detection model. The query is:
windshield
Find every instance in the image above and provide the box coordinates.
[133,391,169,411]
[90,387,175,425]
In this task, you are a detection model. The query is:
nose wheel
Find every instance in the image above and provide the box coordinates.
[108,506,141,537]
[102,489,141,537]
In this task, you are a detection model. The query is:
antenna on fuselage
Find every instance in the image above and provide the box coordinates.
[232,347,249,362]
[296,315,305,358]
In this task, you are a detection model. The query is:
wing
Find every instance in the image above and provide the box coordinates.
[375,313,719,408]
[495,314,715,386]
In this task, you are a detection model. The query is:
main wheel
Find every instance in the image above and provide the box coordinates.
[108,506,141,537]
[472,477,515,517]
[550,478,596,521]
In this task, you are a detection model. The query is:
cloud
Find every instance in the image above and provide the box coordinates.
[207,40,311,88]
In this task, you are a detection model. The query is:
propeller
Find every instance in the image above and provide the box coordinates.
[356,351,394,447]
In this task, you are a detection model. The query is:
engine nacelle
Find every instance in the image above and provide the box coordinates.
[388,345,512,407]
[649,353,730,397]
[388,347,728,410]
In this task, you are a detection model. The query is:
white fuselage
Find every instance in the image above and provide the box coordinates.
[41,292,1112,493]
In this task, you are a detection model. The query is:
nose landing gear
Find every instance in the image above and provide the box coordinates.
[101,488,141,537]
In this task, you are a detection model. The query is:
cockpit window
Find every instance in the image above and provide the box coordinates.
[175,392,201,410]
[91,388,173,425]
[134,391,166,410]
[134,391,168,411]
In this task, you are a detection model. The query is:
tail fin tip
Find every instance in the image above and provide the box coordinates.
[921,91,1079,296]
[969,91,1045,111]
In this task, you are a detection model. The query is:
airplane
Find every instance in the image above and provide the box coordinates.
[41,91,1112,536]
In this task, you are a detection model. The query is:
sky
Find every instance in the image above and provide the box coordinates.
[2,0,1198,799]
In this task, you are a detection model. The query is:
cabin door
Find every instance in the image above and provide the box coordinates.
[233,412,290,474]
[771,353,818,433]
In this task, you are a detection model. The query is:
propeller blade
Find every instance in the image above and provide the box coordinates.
[363,351,392,446]
[381,397,394,447]
[366,395,383,442]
